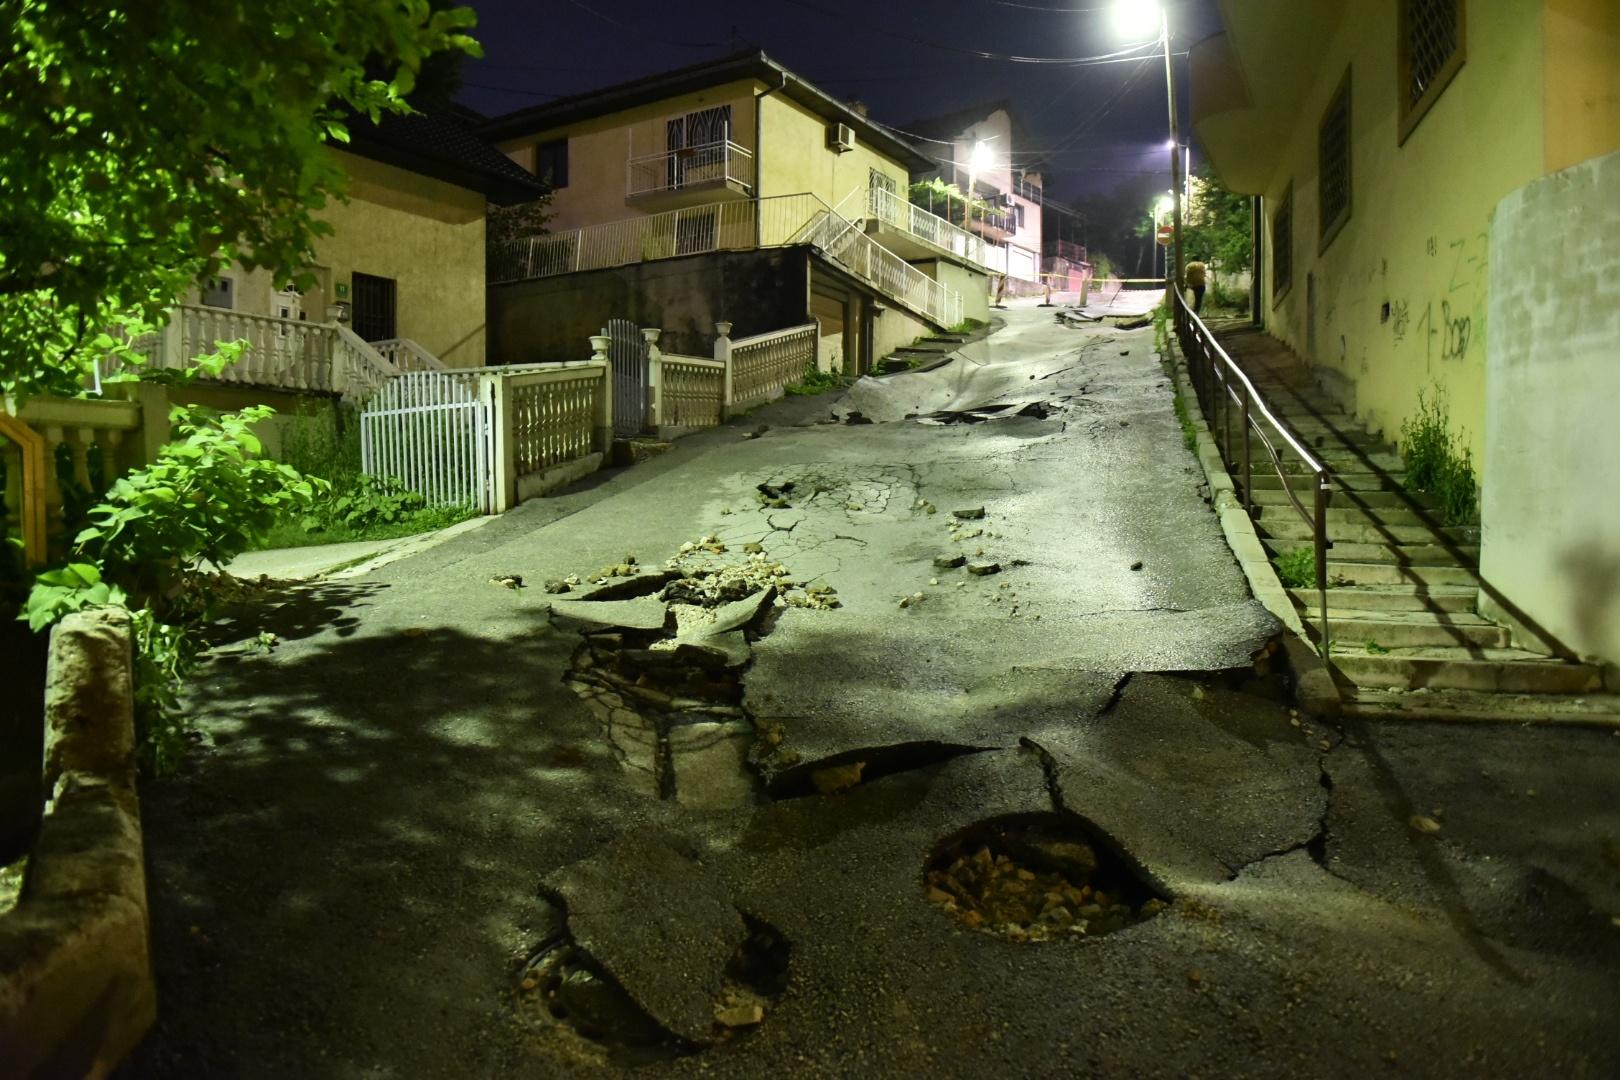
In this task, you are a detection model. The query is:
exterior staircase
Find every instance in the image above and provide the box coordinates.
[876,333,966,373]
[1211,322,1614,723]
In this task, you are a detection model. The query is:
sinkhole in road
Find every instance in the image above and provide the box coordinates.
[924,813,1166,942]
[518,914,791,1062]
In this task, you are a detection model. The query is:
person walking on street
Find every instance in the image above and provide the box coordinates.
[1186,259,1208,313]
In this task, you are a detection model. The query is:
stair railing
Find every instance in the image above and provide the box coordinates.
[1172,285,1333,653]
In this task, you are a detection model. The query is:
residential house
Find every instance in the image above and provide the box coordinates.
[902,101,1046,288]
[480,51,996,375]
[135,105,546,408]
[1192,0,1620,669]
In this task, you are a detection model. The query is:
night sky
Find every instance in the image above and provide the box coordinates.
[454,0,1224,206]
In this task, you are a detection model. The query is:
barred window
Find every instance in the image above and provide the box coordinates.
[1399,0,1466,143]
[1318,72,1351,249]
[1272,185,1294,303]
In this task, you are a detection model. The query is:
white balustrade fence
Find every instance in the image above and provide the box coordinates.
[729,323,818,410]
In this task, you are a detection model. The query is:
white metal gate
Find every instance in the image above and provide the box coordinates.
[360,371,494,513]
[606,318,650,438]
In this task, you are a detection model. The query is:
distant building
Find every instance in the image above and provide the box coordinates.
[481,51,995,374]
[900,101,1046,286]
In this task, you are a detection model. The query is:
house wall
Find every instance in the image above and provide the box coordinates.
[1543,0,1620,173]
[1479,151,1620,669]
[755,93,911,212]
[944,108,1043,264]
[1256,0,1546,470]
[488,248,809,363]
[497,80,761,233]
[915,259,991,325]
[185,150,489,368]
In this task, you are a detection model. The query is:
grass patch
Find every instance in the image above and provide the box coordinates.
[254,410,475,551]
[1400,385,1477,527]
[1274,546,1317,589]
[948,317,988,335]
[1364,640,1390,655]
[786,365,852,396]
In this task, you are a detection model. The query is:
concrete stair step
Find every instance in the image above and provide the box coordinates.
[1252,487,1437,511]
[1288,586,1477,612]
[1324,561,1480,586]
[1330,653,1605,694]
[1248,471,1401,492]
[1265,538,1477,567]
[1263,518,1479,546]
[1312,612,1510,650]
[1339,687,1620,726]
[890,345,955,357]
[1260,505,1433,529]
[923,335,967,345]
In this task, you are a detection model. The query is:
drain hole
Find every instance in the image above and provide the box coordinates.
[924,812,1166,941]
[765,742,991,799]
[519,938,691,1064]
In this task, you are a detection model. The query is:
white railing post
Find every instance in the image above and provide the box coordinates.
[642,327,663,430]
[589,335,614,454]
[715,321,734,418]
[480,371,516,513]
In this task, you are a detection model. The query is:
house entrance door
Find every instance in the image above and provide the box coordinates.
[352,272,398,342]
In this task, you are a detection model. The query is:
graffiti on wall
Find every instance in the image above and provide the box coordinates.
[1406,230,1488,369]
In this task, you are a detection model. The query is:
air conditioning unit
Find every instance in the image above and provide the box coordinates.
[827,123,856,153]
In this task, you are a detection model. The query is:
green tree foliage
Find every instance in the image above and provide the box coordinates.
[1182,166,1253,283]
[0,0,481,397]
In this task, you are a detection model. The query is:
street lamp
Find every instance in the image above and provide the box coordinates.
[1152,192,1174,279]
[1112,0,1183,293]
[965,139,993,231]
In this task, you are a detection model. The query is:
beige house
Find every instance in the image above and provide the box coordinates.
[1193,0,1620,669]
[481,51,996,375]
[134,107,545,405]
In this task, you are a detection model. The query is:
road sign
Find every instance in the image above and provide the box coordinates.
[1156,224,1173,247]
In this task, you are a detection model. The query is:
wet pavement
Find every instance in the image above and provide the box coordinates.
[129,302,1620,1078]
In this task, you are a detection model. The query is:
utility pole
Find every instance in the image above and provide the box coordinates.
[1162,7,1183,293]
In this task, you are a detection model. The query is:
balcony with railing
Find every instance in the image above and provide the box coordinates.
[1013,176,1043,204]
[864,185,997,271]
[626,140,754,207]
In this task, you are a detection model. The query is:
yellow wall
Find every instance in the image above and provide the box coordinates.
[754,94,910,212]
[1258,0,1546,467]
[189,150,489,369]
[497,80,761,233]
[1544,0,1620,173]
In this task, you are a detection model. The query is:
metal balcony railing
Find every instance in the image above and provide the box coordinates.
[866,186,995,270]
[626,140,754,200]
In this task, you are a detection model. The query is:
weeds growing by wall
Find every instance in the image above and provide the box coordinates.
[1274,546,1317,590]
[1400,385,1477,527]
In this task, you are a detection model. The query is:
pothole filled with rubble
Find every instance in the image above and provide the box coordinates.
[924,813,1166,941]
[518,916,791,1063]
[551,538,840,809]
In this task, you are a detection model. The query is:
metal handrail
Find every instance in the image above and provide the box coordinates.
[1171,286,1333,653]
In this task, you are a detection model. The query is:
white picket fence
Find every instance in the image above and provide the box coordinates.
[360,372,494,513]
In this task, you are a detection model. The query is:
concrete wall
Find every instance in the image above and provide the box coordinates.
[755,93,910,209]
[1544,0,1620,173]
[1256,0,1546,469]
[489,248,809,363]
[1479,151,1620,668]
[915,259,991,325]
[497,80,761,233]
[188,151,489,368]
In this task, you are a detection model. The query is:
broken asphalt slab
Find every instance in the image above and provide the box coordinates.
[542,829,747,1045]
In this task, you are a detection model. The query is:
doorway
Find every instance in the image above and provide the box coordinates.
[352,272,398,342]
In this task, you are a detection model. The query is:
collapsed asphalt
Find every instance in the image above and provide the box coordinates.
[130,302,1620,1078]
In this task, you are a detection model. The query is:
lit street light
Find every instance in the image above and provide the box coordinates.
[1112,0,1182,292]
[965,139,993,232]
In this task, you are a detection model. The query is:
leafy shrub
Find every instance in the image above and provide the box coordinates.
[1274,546,1317,589]
[23,403,322,772]
[1400,385,1477,526]
[786,365,850,396]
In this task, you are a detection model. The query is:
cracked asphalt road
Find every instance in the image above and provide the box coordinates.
[130,301,1620,1078]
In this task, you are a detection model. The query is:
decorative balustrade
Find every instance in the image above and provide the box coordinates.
[626,140,754,200]
[655,356,726,430]
[2,386,167,567]
[332,326,407,403]
[728,323,818,410]
[372,338,447,373]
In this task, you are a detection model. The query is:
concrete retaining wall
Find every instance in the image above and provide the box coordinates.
[0,607,155,1078]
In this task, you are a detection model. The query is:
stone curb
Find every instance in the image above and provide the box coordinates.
[1160,335,1342,718]
[0,607,156,1077]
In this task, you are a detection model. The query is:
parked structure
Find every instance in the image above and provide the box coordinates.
[1192,0,1620,675]
[480,51,994,376]
[901,101,1045,288]
[125,106,546,403]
